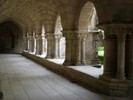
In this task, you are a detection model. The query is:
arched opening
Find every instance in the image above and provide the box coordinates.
[0,21,23,53]
[78,1,104,66]
[54,15,65,58]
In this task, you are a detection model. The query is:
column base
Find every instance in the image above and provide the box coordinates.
[63,60,86,66]
[75,62,82,66]
[116,73,126,80]
[99,74,113,80]
[45,56,52,59]
[99,76,131,96]
[63,60,74,66]
[127,74,133,80]
[35,52,44,55]
[81,61,86,65]
[45,55,56,59]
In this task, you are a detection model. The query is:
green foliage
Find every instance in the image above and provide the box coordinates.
[98,47,104,64]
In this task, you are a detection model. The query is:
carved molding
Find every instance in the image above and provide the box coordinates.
[35,35,44,40]
[45,34,62,39]
[98,24,133,39]
[62,30,95,41]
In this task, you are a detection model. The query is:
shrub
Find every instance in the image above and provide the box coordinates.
[98,47,104,64]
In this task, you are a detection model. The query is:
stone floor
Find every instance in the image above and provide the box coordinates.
[0,54,132,100]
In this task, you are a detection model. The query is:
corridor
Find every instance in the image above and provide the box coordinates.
[0,54,131,100]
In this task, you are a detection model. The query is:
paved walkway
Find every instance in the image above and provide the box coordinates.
[0,54,131,100]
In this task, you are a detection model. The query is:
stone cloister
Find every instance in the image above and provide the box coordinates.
[0,0,133,99]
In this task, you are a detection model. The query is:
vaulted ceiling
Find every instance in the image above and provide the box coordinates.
[0,0,84,31]
[0,0,133,34]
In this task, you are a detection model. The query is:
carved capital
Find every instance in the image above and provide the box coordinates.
[45,34,62,40]
[62,30,76,39]
[28,35,35,40]
[98,24,133,39]
[62,30,90,40]
[76,32,89,41]
[35,35,44,40]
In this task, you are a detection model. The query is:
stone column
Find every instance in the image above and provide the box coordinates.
[25,36,29,51]
[35,35,44,55]
[99,26,117,78]
[76,32,88,65]
[116,32,126,79]
[55,34,62,58]
[23,35,29,51]
[23,29,29,51]
[81,37,86,64]
[28,35,35,53]
[102,35,117,78]
[45,34,61,58]
[63,31,75,65]
[127,35,133,80]
[63,30,87,66]
[35,22,44,55]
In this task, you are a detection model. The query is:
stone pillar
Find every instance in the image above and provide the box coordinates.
[23,35,29,51]
[44,36,47,52]
[45,33,61,58]
[28,35,35,53]
[81,37,86,64]
[63,36,73,65]
[99,24,127,79]
[35,35,44,55]
[126,35,133,80]
[102,34,117,78]
[99,26,117,78]
[116,32,126,79]
[63,30,87,66]
[25,36,29,51]
[76,32,88,65]
[23,29,29,51]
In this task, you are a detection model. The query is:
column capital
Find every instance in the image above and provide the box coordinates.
[35,35,44,40]
[98,24,133,34]
[98,24,133,40]
[45,34,62,39]
[62,30,92,40]
[28,35,35,39]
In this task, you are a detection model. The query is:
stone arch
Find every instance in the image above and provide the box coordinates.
[0,21,23,53]
[55,16,62,34]
[77,1,98,30]
[75,1,104,65]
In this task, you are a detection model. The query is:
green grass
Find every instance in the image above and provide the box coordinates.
[98,47,104,57]
[97,47,104,64]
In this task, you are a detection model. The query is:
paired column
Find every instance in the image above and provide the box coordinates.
[45,33,62,58]
[28,35,35,53]
[126,35,133,80]
[23,29,29,51]
[25,36,29,51]
[99,24,128,80]
[23,35,29,51]
[35,22,44,55]
[76,33,87,65]
[101,32,117,78]
[63,30,87,66]
[35,35,44,55]
[116,32,126,79]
